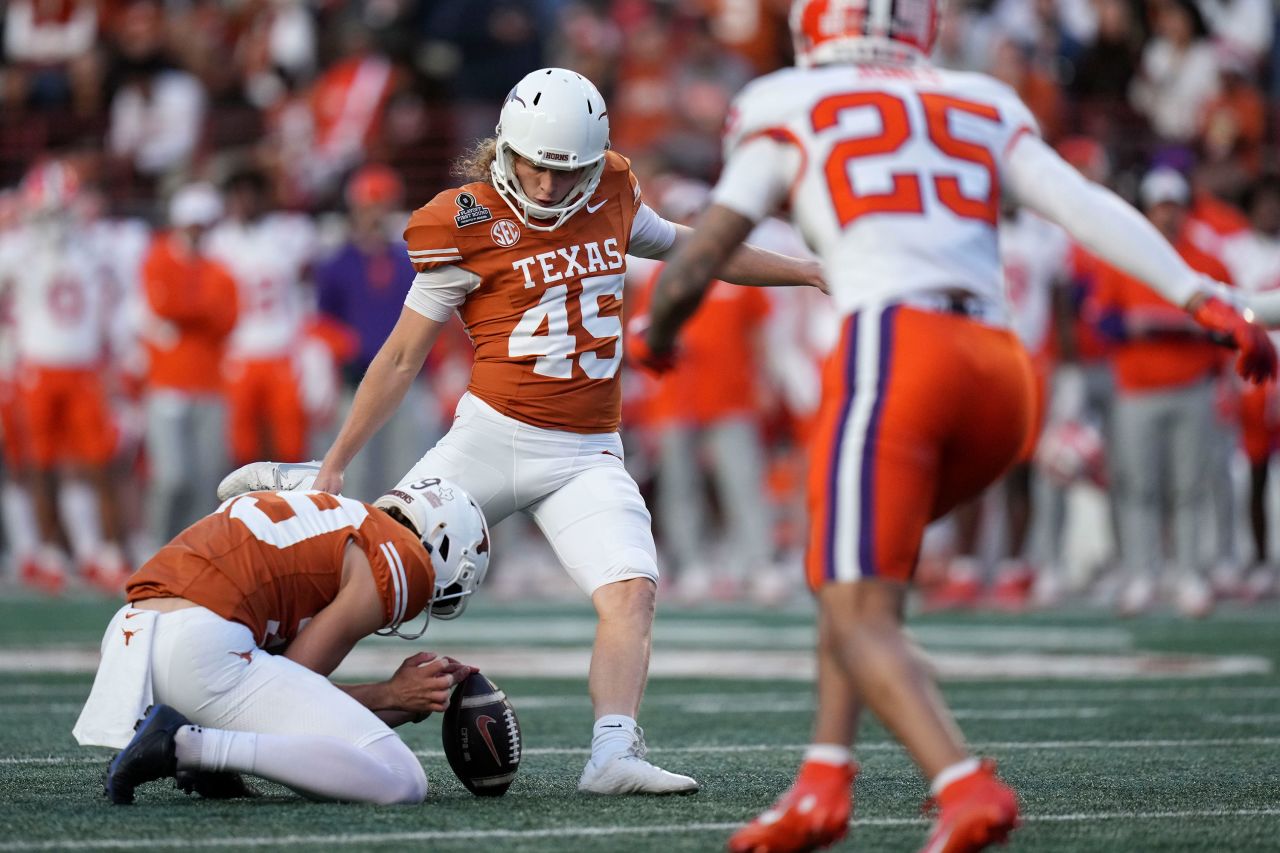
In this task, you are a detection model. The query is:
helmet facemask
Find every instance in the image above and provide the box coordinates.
[490,144,606,232]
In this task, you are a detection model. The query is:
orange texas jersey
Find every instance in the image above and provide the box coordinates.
[127,491,434,650]
[404,151,642,434]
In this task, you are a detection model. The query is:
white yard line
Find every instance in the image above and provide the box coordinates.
[7,735,1280,766]
[0,647,1266,681]
[0,808,1277,850]
[0,702,1111,721]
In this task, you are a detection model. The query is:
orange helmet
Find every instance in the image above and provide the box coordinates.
[345,164,404,209]
[790,0,939,67]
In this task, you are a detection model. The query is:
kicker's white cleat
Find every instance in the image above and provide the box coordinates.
[216,461,322,501]
[577,730,699,795]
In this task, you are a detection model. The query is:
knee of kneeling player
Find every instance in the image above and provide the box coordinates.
[368,740,429,804]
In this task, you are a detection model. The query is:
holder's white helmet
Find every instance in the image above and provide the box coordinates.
[374,477,490,634]
[491,67,610,232]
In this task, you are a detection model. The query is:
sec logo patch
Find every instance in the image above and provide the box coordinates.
[491,219,521,248]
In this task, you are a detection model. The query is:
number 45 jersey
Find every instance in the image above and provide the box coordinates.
[403,150,674,434]
[717,63,1038,319]
[126,491,434,649]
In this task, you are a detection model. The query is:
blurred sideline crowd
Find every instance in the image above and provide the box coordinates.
[2,0,1280,616]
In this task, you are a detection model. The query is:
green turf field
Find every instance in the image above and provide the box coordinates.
[1,594,1278,852]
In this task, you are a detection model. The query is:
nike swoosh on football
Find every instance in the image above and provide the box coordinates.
[586,198,607,214]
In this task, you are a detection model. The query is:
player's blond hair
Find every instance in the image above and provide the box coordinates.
[454,138,499,184]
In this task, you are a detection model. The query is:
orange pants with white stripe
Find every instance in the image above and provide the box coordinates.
[225,356,307,467]
[805,305,1035,589]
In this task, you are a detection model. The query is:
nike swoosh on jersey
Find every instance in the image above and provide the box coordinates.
[586,198,607,214]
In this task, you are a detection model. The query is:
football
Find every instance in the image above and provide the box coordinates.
[441,671,521,796]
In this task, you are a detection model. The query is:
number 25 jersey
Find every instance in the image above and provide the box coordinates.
[717,63,1038,319]
[402,151,662,434]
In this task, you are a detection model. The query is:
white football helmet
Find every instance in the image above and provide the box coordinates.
[490,67,610,232]
[374,477,491,632]
[790,0,940,67]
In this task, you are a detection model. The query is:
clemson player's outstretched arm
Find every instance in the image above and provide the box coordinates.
[645,204,757,357]
[314,308,446,492]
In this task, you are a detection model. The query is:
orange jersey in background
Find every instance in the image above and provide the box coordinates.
[405,151,641,434]
[140,233,239,393]
[127,491,434,649]
[1089,240,1230,393]
[633,266,770,426]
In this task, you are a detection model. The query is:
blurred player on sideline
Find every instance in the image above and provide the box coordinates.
[313,165,438,503]
[1089,168,1231,618]
[205,168,316,467]
[1219,175,1280,600]
[0,161,131,594]
[639,1,1276,850]
[138,183,239,543]
[75,479,487,805]
[632,178,774,602]
[220,67,823,795]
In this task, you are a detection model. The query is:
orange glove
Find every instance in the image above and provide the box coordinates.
[626,315,677,376]
[1193,296,1277,384]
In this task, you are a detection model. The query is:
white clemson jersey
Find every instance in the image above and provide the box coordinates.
[1,225,109,367]
[1000,209,1070,354]
[205,214,316,359]
[714,63,1039,320]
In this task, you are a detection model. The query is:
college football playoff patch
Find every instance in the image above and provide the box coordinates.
[454,192,493,228]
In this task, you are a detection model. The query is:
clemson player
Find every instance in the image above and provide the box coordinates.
[639,1,1276,850]
[75,478,488,805]
[4,161,131,594]
[220,67,823,794]
[204,168,317,467]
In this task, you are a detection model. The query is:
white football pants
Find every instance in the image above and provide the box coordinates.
[396,392,658,594]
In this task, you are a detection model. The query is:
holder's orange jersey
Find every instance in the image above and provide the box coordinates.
[127,491,434,649]
[404,151,642,433]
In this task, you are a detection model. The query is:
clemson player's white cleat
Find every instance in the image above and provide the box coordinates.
[577,730,699,795]
[216,461,322,501]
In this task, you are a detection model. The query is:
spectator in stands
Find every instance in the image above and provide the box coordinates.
[138,183,238,543]
[1197,49,1267,196]
[1070,0,1144,109]
[989,35,1064,142]
[1130,0,1221,143]
[1092,167,1228,617]
[1,0,100,114]
[313,165,438,502]
[104,1,206,185]
[420,0,548,147]
[1198,0,1274,67]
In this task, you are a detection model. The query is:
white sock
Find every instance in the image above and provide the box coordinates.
[173,725,205,769]
[195,726,258,773]
[804,743,853,767]
[1,482,37,562]
[58,480,100,561]
[591,714,637,762]
[931,757,982,797]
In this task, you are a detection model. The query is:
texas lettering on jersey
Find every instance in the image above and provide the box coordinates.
[404,151,642,433]
[126,491,434,649]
